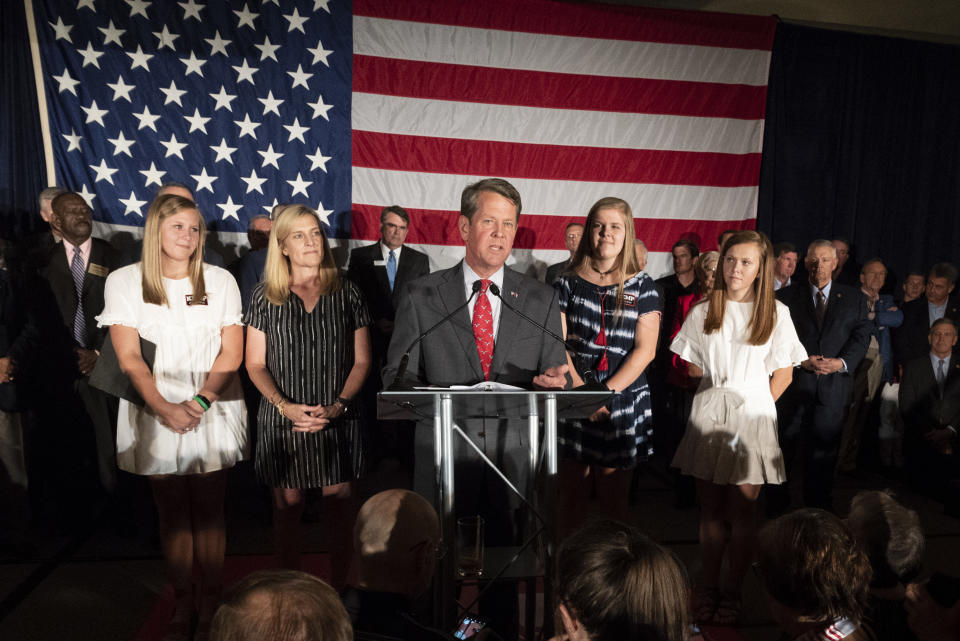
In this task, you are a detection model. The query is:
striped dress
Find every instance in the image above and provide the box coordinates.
[244,279,372,488]
[557,272,660,468]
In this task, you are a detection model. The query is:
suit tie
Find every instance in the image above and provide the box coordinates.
[815,288,826,325]
[937,358,946,396]
[472,279,494,380]
[70,246,87,348]
[386,250,397,292]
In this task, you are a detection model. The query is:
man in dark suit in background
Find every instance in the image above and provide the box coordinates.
[349,205,430,473]
[893,262,960,373]
[39,192,122,505]
[773,239,872,512]
[383,179,567,640]
[544,221,583,285]
[349,205,431,360]
[899,318,960,509]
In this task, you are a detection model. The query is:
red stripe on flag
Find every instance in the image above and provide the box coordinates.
[351,204,755,252]
[354,0,777,50]
[353,132,762,187]
[354,56,768,120]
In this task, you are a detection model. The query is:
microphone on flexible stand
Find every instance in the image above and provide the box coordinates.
[387,280,483,390]
[487,283,608,392]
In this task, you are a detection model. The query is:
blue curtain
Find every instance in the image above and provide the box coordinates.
[0,1,46,241]
[757,22,960,284]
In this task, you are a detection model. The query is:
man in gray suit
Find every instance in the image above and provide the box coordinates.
[383,178,568,638]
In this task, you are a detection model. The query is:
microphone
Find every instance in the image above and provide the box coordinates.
[487,283,607,391]
[388,280,483,390]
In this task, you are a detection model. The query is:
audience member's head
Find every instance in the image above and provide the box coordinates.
[831,238,851,271]
[671,238,699,277]
[805,239,837,289]
[210,569,352,641]
[902,271,926,303]
[926,262,957,306]
[634,239,648,272]
[773,242,798,284]
[50,192,93,246]
[564,222,585,257]
[846,490,924,588]
[928,318,958,358]
[718,229,739,252]
[695,250,720,293]
[247,215,273,251]
[38,186,66,226]
[380,205,410,250]
[555,520,690,641]
[860,259,888,297]
[353,489,441,599]
[157,181,195,202]
[756,509,871,635]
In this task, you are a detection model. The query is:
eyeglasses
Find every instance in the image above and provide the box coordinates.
[410,539,447,560]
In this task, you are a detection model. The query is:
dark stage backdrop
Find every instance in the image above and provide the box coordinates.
[757,22,960,288]
[0,0,46,242]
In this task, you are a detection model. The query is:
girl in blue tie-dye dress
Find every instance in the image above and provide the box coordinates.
[556,197,660,532]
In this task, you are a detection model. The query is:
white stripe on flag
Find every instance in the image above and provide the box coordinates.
[353,168,758,221]
[354,16,772,85]
[352,93,764,154]
[340,239,677,280]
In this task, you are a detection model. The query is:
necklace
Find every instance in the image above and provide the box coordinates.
[591,261,617,277]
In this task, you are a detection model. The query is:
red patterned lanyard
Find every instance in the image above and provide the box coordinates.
[595,287,609,372]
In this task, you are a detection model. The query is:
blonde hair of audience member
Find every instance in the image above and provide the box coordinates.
[210,570,353,641]
[695,251,720,294]
[263,205,340,305]
[567,197,641,313]
[757,509,872,638]
[702,230,776,345]
[141,194,206,306]
[556,520,690,641]
[634,239,648,272]
[353,489,440,598]
[846,490,923,586]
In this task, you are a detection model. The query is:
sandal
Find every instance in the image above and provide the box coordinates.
[162,589,195,641]
[711,590,742,626]
[692,586,720,624]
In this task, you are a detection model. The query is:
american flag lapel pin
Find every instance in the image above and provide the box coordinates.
[510,290,519,298]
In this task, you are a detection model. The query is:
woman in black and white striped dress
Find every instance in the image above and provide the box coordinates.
[244,204,371,586]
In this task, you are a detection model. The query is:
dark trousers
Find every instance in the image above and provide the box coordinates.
[772,395,847,512]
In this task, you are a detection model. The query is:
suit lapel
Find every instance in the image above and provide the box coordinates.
[490,268,523,379]
[438,263,483,380]
[820,285,844,334]
[81,240,101,298]
[796,284,819,334]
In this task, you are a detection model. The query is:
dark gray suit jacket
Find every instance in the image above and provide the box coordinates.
[382,262,566,388]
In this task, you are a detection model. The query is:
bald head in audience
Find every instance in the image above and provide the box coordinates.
[353,489,441,598]
[210,569,352,641]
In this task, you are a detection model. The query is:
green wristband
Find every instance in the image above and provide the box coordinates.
[193,394,211,411]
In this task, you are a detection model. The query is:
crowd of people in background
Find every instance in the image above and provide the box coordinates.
[0,178,958,641]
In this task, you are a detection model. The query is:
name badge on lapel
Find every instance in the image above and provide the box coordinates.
[88,263,109,278]
[186,294,209,306]
[373,260,386,267]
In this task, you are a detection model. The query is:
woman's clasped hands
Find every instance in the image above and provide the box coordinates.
[281,402,344,433]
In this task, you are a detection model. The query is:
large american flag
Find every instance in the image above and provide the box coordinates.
[33,0,775,276]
